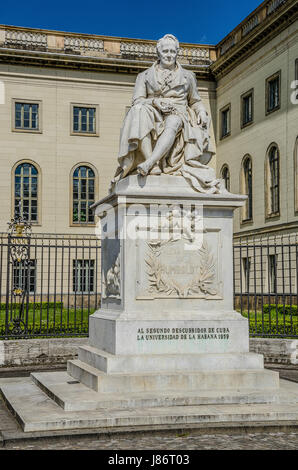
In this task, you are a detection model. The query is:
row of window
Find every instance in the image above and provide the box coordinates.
[13,101,98,135]
[220,62,298,139]
[14,162,96,225]
[12,75,283,138]
[221,138,298,223]
[14,259,95,293]
[242,254,278,293]
[13,135,298,227]
[11,59,298,138]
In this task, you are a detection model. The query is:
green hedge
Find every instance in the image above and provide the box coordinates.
[263,304,298,316]
[0,321,88,338]
[248,317,298,337]
[0,302,63,310]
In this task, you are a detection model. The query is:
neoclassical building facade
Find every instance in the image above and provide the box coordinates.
[0,0,296,240]
[214,0,298,240]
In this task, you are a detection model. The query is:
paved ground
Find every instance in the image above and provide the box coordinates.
[0,364,297,450]
[268,365,298,383]
[1,431,298,450]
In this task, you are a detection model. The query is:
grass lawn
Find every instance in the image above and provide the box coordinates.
[1,303,298,339]
[0,305,96,338]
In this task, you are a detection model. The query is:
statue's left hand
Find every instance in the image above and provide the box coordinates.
[197,111,208,128]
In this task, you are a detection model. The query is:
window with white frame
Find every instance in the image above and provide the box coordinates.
[71,104,98,135]
[13,100,41,132]
[267,145,280,216]
[73,259,95,293]
[13,260,36,294]
[242,156,253,222]
[266,72,281,114]
[220,104,231,139]
[14,162,39,223]
[295,137,298,212]
[72,165,95,224]
[268,254,277,294]
[221,165,230,192]
[241,89,254,127]
[242,256,251,293]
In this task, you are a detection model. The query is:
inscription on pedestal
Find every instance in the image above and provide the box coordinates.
[137,327,230,342]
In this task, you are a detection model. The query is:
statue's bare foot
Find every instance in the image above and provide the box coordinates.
[137,162,150,176]
[150,163,161,175]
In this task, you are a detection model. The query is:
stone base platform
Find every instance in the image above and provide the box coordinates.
[1,374,298,433]
[67,361,279,394]
[32,370,281,410]
[76,345,265,373]
[65,346,276,395]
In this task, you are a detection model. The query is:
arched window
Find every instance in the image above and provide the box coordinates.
[295,137,298,213]
[14,162,39,222]
[267,145,280,216]
[242,156,253,222]
[221,165,230,192]
[265,143,280,217]
[72,165,96,224]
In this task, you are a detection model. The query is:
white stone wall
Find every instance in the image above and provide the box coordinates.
[0,337,296,367]
[250,338,298,365]
[0,337,88,367]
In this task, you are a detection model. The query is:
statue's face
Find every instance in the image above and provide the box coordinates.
[158,40,178,68]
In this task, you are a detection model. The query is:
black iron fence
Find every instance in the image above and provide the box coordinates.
[0,231,101,339]
[233,233,298,338]
[0,229,297,339]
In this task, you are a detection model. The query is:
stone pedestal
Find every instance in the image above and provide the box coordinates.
[3,175,298,434]
[67,175,279,398]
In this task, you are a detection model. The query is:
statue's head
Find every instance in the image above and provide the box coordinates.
[156,34,179,68]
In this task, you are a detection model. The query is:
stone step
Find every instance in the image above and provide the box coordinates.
[1,377,298,433]
[78,345,264,373]
[31,371,287,412]
[67,359,280,393]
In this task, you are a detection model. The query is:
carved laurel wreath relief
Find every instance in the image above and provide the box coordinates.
[145,238,218,298]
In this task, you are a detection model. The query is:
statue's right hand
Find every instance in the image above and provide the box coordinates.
[153,98,167,111]
[153,98,173,113]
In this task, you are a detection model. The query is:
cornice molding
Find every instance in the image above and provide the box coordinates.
[0,48,214,81]
[233,220,298,238]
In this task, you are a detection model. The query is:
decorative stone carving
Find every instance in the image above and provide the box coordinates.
[220,35,236,56]
[120,41,157,58]
[267,0,287,16]
[145,238,217,298]
[179,47,211,64]
[102,253,121,299]
[242,14,260,37]
[64,37,104,53]
[120,41,210,63]
[5,31,47,49]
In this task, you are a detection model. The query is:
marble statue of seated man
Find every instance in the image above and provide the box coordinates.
[111,34,223,194]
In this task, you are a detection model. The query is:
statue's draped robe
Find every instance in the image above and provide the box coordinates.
[113,62,221,193]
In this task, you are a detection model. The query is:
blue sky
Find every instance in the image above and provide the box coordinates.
[1,0,262,45]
